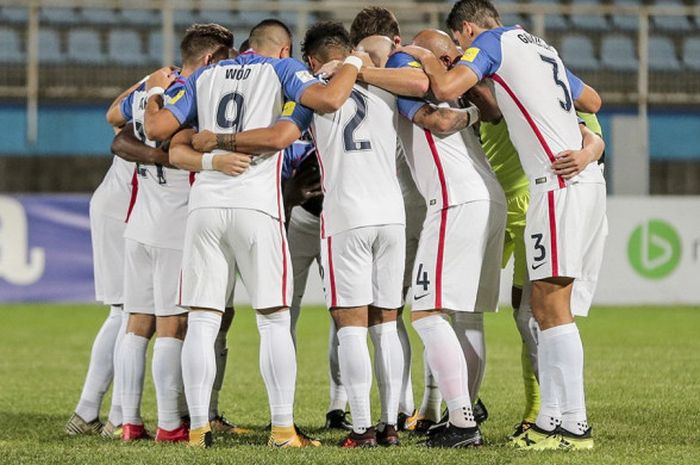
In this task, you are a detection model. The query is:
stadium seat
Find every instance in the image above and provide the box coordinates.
[570,0,609,31]
[148,32,181,65]
[1,7,29,24]
[561,34,600,71]
[238,11,270,27]
[195,9,240,28]
[40,7,79,25]
[682,37,700,71]
[649,36,682,71]
[174,9,198,27]
[119,9,160,26]
[611,0,641,31]
[652,0,692,32]
[601,34,638,71]
[39,29,65,64]
[537,0,569,31]
[0,27,24,64]
[67,29,105,64]
[81,8,119,25]
[108,30,148,65]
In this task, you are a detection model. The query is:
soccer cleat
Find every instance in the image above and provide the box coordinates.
[65,413,103,436]
[414,418,438,434]
[325,409,352,431]
[100,421,122,439]
[268,425,321,448]
[512,424,556,449]
[397,411,411,431]
[508,420,535,443]
[338,427,377,448]
[473,398,489,424]
[155,422,189,443]
[122,423,152,442]
[518,426,594,451]
[210,414,252,435]
[188,425,213,448]
[376,423,399,446]
[554,426,594,450]
[421,424,483,448]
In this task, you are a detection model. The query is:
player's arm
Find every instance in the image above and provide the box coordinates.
[567,69,602,113]
[111,123,173,167]
[298,60,362,114]
[143,67,182,141]
[169,128,252,176]
[192,120,303,154]
[412,105,480,136]
[358,66,430,98]
[105,80,143,129]
[552,124,605,179]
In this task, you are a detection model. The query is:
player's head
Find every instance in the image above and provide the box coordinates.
[239,38,250,53]
[302,21,352,74]
[180,23,233,70]
[356,35,395,68]
[350,6,401,47]
[249,19,294,58]
[465,81,502,122]
[412,29,461,70]
[447,0,502,49]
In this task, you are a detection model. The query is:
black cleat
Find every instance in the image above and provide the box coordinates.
[421,424,483,448]
[376,423,400,446]
[339,427,377,448]
[325,409,352,431]
[473,398,489,425]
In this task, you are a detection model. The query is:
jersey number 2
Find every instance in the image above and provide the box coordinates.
[343,89,372,152]
[539,55,572,112]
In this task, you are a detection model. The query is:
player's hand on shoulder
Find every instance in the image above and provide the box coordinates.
[317,60,343,79]
[146,66,178,91]
[213,152,252,177]
[192,130,217,153]
[552,148,595,179]
[397,44,432,62]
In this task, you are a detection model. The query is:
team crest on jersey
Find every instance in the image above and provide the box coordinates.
[282,101,297,117]
[461,47,480,62]
[168,89,185,104]
[295,70,315,83]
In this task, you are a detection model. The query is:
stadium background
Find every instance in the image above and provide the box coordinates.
[0,2,698,464]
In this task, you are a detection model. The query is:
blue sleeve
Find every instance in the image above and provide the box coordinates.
[386,52,423,70]
[273,58,321,103]
[457,29,503,80]
[164,68,203,126]
[119,82,143,122]
[397,96,426,121]
[566,68,584,100]
[278,101,313,132]
[282,140,313,180]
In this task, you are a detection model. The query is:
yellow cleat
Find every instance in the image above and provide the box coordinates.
[210,415,253,435]
[188,425,213,448]
[512,425,556,449]
[268,425,321,448]
[101,421,123,440]
[515,425,594,451]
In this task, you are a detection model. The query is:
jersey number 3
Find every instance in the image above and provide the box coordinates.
[539,55,572,112]
[343,89,372,152]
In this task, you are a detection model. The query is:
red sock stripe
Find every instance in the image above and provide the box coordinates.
[327,236,337,308]
[547,190,559,277]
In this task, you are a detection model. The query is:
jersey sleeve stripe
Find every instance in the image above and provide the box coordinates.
[491,73,566,189]
[547,190,560,277]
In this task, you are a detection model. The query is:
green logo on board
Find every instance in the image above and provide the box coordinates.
[628,219,681,280]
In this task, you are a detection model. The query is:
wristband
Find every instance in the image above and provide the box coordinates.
[147,86,165,100]
[343,55,363,72]
[201,153,215,171]
[466,105,480,127]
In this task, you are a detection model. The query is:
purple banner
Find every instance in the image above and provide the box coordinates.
[0,194,94,302]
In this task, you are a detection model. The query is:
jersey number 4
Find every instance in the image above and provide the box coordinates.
[539,55,572,112]
[343,89,372,152]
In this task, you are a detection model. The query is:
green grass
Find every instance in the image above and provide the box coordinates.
[0,305,698,464]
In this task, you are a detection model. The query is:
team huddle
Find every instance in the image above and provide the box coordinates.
[65,0,608,451]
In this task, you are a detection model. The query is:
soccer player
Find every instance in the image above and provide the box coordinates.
[399,0,607,450]
[107,24,235,442]
[145,19,362,448]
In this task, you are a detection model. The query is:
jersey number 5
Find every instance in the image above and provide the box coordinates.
[539,55,572,112]
[343,89,372,152]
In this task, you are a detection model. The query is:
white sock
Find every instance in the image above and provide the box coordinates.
[337,326,373,434]
[369,322,404,426]
[419,350,443,421]
[120,332,150,425]
[451,312,486,402]
[182,311,221,430]
[152,337,184,431]
[537,323,588,434]
[209,331,228,420]
[327,318,348,412]
[108,308,128,426]
[396,315,415,415]
[75,306,122,422]
[256,311,296,428]
[413,315,475,428]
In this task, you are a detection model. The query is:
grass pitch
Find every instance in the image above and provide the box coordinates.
[0,304,698,465]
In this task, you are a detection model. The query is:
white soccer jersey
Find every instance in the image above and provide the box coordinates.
[90,156,136,221]
[120,75,192,250]
[293,84,405,237]
[459,26,605,193]
[165,52,321,219]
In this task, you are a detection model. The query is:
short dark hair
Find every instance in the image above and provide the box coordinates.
[180,23,233,65]
[447,0,500,31]
[302,21,352,64]
[350,6,400,46]
[249,18,293,54]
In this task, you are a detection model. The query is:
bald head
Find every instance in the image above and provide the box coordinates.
[413,29,461,64]
[249,19,293,58]
[357,35,395,68]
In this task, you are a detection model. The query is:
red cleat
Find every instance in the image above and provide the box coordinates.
[155,423,190,443]
[122,423,152,442]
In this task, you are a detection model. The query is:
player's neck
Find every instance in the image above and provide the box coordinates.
[180,66,195,78]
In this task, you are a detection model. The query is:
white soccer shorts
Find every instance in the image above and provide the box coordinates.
[525,183,608,286]
[123,239,185,316]
[179,208,292,312]
[411,200,506,313]
[288,207,321,311]
[320,224,405,309]
[91,213,126,305]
